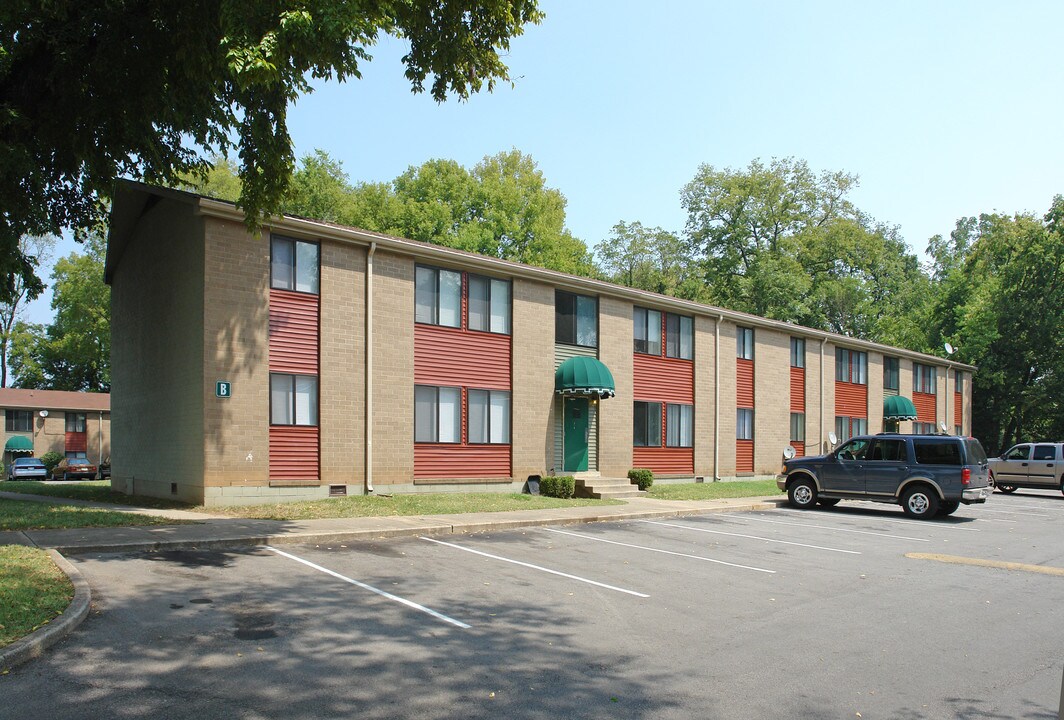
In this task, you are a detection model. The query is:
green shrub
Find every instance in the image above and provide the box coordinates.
[628,468,654,491]
[540,475,575,499]
[40,451,64,474]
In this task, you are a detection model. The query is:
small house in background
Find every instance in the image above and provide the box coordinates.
[0,388,111,469]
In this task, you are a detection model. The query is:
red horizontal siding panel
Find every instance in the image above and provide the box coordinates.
[414,444,511,479]
[913,392,936,424]
[65,432,87,453]
[737,359,754,408]
[790,367,806,412]
[736,440,754,472]
[269,426,319,480]
[414,324,511,390]
[790,440,805,459]
[633,446,694,474]
[954,392,963,424]
[834,382,868,418]
[269,289,319,374]
[633,354,694,403]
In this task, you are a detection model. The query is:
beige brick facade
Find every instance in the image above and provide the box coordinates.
[511,278,555,481]
[107,185,979,504]
[597,296,633,478]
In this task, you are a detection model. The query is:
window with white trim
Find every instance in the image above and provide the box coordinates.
[415,265,462,328]
[556,291,598,347]
[835,348,868,384]
[468,275,511,334]
[913,363,936,394]
[467,389,511,444]
[665,404,693,447]
[633,307,662,355]
[270,374,318,426]
[271,236,319,294]
[737,408,754,440]
[65,412,86,433]
[414,385,461,443]
[736,327,754,360]
[665,314,693,360]
[790,338,805,368]
[790,413,805,443]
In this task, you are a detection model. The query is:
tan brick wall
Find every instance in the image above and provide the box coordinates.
[36,415,66,456]
[944,368,955,430]
[937,365,949,431]
[819,342,836,454]
[804,340,823,457]
[370,250,414,485]
[201,219,271,491]
[598,296,633,477]
[753,327,789,474]
[867,352,884,434]
[110,198,205,504]
[320,242,366,488]
[898,357,913,434]
[693,315,718,478]
[84,412,111,465]
[962,372,972,435]
[717,323,737,476]
[512,278,555,481]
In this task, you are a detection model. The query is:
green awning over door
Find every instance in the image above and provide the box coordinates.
[4,435,33,453]
[883,395,919,421]
[555,356,616,398]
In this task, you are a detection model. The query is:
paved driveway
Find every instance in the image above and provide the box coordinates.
[4,493,1064,719]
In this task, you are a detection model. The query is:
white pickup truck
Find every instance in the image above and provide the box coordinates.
[988,442,1064,494]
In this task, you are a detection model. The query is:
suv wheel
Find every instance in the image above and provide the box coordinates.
[902,485,940,520]
[788,477,817,510]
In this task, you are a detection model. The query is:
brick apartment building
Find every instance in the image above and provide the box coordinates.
[106,182,974,506]
[1,388,110,469]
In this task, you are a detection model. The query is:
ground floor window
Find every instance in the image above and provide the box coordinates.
[665,404,693,448]
[790,413,805,443]
[912,421,937,434]
[467,389,511,444]
[954,425,963,436]
[835,416,867,442]
[270,374,318,426]
[737,408,754,440]
[414,385,461,443]
[633,401,662,447]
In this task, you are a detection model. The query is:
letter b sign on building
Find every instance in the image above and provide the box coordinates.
[215,381,232,399]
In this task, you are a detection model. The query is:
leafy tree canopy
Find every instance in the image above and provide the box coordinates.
[0,0,543,300]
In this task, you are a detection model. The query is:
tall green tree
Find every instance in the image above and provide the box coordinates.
[926,197,1064,454]
[680,157,929,344]
[595,221,700,298]
[0,234,56,387]
[1,0,543,300]
[10,233,110,392]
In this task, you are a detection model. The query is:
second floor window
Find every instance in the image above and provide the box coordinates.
[790,338,805,368]
[736,327,754,360]
[954,370,964,393]
[556,291,597,347]
[633,307,662,355]
[6,409,31,432]
[914,363,936,394]
[415,265,462,328]
[65,412,86,433]
[835,348,868,384]
[468,275,511,334]
[665,314,693,360]
[271,236,319,294]
[884,357,900,391]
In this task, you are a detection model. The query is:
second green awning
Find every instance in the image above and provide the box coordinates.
[555,356,616,399]
[883,395,919,421]
[4,435,33,453]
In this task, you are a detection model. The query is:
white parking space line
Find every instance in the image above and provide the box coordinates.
[995,501,1064,511]
[730,514,930,542]
[265,546,471,629]
[638,520,861,554]
[419,537,650,597]
[543,528,776,574]
[980,508,1051,517]
[775,506,981,532]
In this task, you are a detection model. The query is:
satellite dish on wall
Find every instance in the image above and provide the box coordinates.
[38,410,49,418]
[783,445,796,460]
[944,342,955,355]
[938,421,948,434]
[828,431,838,446]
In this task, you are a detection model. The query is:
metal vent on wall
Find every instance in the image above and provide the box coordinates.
[329,485,347,497]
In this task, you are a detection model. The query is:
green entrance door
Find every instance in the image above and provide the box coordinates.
[563,397,589,472]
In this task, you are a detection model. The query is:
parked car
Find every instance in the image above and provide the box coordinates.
[778,433,991,519]
[52,456,98,481]
[989,442,1064,494]
[7,457,48,480]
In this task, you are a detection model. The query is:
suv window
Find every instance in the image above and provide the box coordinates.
[1033,444,1058,461]
[836,438,871,461]
[1004,445,1030,461]
[869,439,906,462]
[964,439,988,464]
[913,440,962,465]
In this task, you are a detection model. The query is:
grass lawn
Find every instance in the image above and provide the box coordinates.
[0,545,73,648]
[0,498,182,532]
[211,493,624,521]
[1,480,189,510]
[647,479,782,501]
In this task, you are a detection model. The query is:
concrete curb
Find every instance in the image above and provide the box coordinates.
[0,550,91,672]
[49,499,782,555]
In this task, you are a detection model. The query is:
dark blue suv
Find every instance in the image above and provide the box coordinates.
[777,434,991,519]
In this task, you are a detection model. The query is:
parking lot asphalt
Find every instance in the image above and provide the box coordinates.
[3,491,1064,719]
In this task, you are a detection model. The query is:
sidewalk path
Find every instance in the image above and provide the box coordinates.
[0,493,786,555]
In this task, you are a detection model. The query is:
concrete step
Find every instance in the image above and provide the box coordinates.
[574,477,646,500]
[587,488,646,499]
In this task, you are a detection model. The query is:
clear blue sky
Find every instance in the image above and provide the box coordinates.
[26,0,1064,323]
